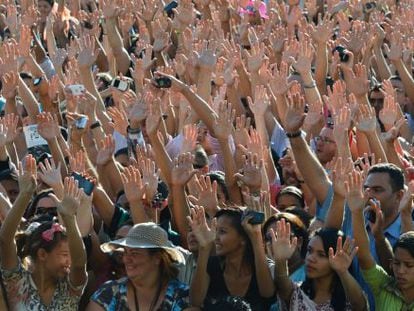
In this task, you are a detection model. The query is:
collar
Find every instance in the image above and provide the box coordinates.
[383,279,414,311]
[366,213,401,241]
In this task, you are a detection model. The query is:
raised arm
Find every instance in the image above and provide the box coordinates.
[345,170,376,270]
[283,89,331,206]
[101,0,131,75]
[328,236,367,311]
[188,206,216,307]
[269,218,296,303]
[0,155,37,270]
[51,177,88,289]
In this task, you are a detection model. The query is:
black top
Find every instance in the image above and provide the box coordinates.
[204,256,274,311]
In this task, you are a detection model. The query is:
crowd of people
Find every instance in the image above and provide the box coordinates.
[0,0,413,310]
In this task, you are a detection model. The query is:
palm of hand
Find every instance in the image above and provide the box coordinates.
[270,76,289,95]
[96,148,113,166]
[78,49,96,67]
[103,4,118,19]
[284,109,304,133]
[346,189,364,212]
[241,167,261,189]
[19,174,37,193]
[294,56,311,74]
[193,223,215,247]
[247,55,262,72]
[39,168,61,186]
[273,238,296,261]
[125,182,145,202]
[356,117,376,132]
[198,50,217,70]
[329,251,352,274]
[171,165,193,186]
[58,196,79,216]
[197,192,218,216]
[38,122,59,140]
[379,110,396,126]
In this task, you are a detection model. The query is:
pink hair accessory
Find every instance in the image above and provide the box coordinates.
[41,223,65,242]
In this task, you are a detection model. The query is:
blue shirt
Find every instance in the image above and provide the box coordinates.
[91,278,189,311]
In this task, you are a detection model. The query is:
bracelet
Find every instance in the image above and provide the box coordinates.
[286,130,302,138]
[90,121,101,129]
[303,82,316,89]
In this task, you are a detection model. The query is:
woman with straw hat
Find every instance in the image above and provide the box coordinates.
[87,222,190,311]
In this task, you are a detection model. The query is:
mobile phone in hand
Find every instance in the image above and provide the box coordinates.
[111,78,129,92]
[153,77,172,88]
[71,172,94,195]
[242,210,265,225]
[68,84,86,96]
[75,116,88,129]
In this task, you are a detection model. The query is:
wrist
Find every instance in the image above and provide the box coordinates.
[286,130,302,138]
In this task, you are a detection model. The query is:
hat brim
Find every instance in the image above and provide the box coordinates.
[101,237,186,265]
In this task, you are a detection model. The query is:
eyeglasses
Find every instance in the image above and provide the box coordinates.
[314,136,335,144]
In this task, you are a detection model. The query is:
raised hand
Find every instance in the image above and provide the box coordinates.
[268,218,298,261]
[0,114,19,147]
[355,104,377,133]
[249,85,270,117]
[214,100,235,141]
[244,42,266,73]
[342,63,370,98]
[330,157,353,197]
[0,41,19,76]
[187,205,217,248]
[291,36,314,75]
[197,40,218,71]
[171,152,197,187]
[329,236,358,275]
[108,106,128,137]
[145,98,162,137]
[234,152,263,191]
[181,124,197,154]
[332,106,351,147]
[96,135,115,166]
[269,61,292,96]
[311,13,334,44]
[121,165,147,204]
[344,169,365,212]
[51,177,83,217]
[379,95,398,129]
[188,175,220,217]
[283,89,306,133]
[38,158,63,190]
[1,71,19,100]
[37,112,60,141]
[141,158,160,202]
[68,150,87,174]
[18,154,37,194]
[77,34,100,68]
[101,0,123,19]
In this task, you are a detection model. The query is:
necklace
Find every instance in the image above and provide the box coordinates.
[130,279,163,311]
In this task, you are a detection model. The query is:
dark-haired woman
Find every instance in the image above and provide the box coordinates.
[269,220,367,311]
[188,206,275,310]
[0,157,88,310]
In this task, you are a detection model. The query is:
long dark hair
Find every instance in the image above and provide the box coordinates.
[215,208,254,266]
[301,228,347,311]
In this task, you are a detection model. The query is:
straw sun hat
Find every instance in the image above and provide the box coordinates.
[101,222,185,265]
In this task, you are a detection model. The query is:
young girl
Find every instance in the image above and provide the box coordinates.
[0,155,87,310]
[269,219,367,310]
